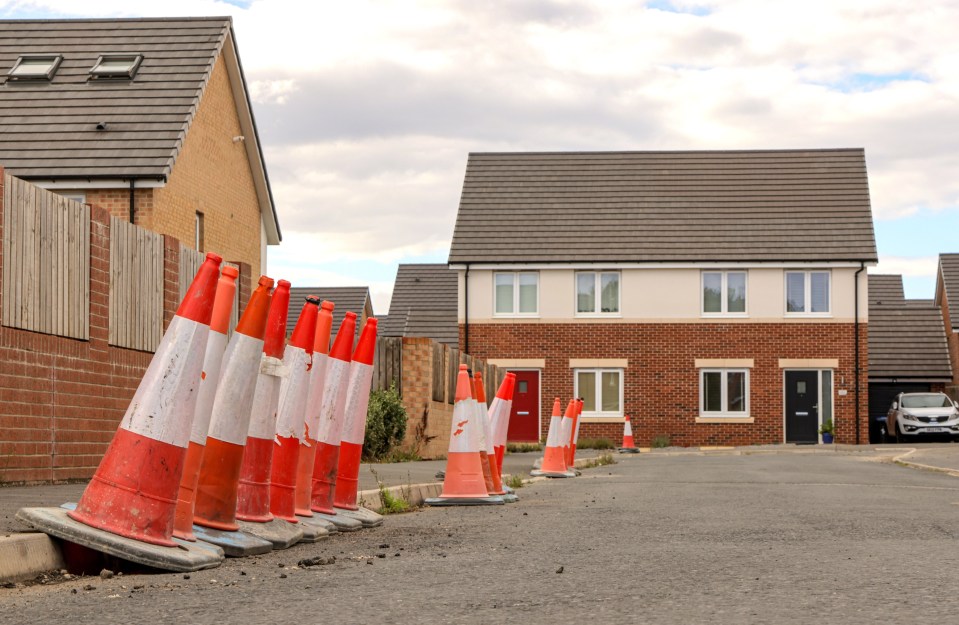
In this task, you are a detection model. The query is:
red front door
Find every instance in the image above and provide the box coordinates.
[506,370,540,442]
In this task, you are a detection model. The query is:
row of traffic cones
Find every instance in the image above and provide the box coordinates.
[17,254,384,571]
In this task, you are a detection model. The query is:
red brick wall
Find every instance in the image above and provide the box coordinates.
[462,322,869,446]
[0,170,183,484]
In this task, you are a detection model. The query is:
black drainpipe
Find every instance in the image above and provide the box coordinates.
[854,261,866,444]
[464,263,470,354]
[128,178,135,224]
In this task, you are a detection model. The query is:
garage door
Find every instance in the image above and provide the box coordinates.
[868,382,930,443]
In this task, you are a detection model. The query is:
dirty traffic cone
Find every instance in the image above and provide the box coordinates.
[310,312,357,516]
[68,253,223,546]
[234,281,290,524]
[533,399,575,478]
[490,373,516,478]
[474,372,506,497]
[425,365,504,506]
[173,265,239,541]
[569,398,584,466]
[270,297,320,523]
[295,300,334,518]
[332,319,380,525]
[618,415,640,453]
[192,277,275,532]
[469,371,497,497]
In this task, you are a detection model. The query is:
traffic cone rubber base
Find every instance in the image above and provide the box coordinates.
[191,523,273,557]
[530,468,576,478]
[16,506,222,572]
[235,519,304,550]
[424,495,505,506]
[284,518,330,543]
[309,511,363,532]
[333,506,383,528]
[618,447,641,454]
[296,514,338,535]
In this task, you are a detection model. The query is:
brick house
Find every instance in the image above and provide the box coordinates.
[449,149,876,446]
[0,17,280,284]
[935,254,959,395]
[867,274,952,441]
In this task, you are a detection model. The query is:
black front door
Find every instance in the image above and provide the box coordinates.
[785,371,819,443]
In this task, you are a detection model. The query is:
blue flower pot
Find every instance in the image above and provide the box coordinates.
[822,433,834,444]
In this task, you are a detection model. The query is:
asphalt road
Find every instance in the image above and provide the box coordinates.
[4,450,959,624]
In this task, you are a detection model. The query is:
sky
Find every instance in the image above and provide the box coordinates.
[2,0,958,313]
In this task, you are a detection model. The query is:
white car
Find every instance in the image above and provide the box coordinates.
[887,393,959,442]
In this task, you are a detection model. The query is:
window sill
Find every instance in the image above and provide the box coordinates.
[700,313,749,319]
[579,415,625,424]
[574,313,622,319]
[492,313,540,319]
[784,313,832,318]
[696,416,754,424]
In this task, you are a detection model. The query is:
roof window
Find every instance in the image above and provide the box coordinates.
[8,55,62,80]
[89,54,143,79]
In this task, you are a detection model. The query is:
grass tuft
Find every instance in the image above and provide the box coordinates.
[504,474,525,489]
[651,435,671,449]
[579,453,617,469]
[506,442,542,453]
[576,437,615,450]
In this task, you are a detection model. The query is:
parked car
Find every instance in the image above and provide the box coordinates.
[887,393,959,442]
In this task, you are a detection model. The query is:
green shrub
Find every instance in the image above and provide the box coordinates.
[363,383,407,461]
[576,437,615,450]
[506,442,542,453]
[651,434,671,449]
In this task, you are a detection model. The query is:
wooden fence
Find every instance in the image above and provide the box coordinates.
[371,336,402,393]
[108,217,163,352]
[179,244,240,336]
[1,173,90,340]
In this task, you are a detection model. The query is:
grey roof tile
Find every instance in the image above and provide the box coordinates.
[868,275,905,306]
[868,287,952,380]
[939,254,959,330]
[449,149,878,263]
[381,264,458,345]
[0,17,229,181]
[286,286,373,342]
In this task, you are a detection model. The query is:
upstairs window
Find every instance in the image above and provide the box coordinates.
[702,271,747,315]
[8,55,62,80]
[785,271,830,315]
[576,271,620,315]
[90,54,143,79]
[494,272,538,316]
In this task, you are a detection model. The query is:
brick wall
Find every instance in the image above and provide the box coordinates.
[399,337,454,459]
[149,53,264,275]
[0,169,188,484]
[462,322,869,446]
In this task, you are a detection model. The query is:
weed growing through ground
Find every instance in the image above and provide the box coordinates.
[504,474,525,489]
[368,465,413,515]
[651,435,671,449]
[579,453,617,469]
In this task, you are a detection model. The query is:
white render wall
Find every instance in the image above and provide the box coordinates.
[457,266,869,323]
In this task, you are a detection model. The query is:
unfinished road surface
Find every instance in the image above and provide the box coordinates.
[3,449,959,624]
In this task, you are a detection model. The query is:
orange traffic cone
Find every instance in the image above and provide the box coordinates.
[172,265,239,541]
[618,415,640,453]
[474,372,505,497]
[468,371,497,497]
[490,373,516,478]
[295,300,334,518]
[333,318,378,510]
[310,312,357,515]
[234,281,290,523]
[533,399,575,478]
[270,297,320,523]
[569,398,583,465]
[425,365,504,506]
[67,253,222,547]
[192,277,276,532]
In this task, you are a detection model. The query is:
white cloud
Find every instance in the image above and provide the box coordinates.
[870,255,938,279]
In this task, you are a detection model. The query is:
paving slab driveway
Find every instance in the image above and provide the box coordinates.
[3,450,959,625]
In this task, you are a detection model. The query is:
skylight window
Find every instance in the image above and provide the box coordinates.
[8,55,62,80]
[89,55,143,79]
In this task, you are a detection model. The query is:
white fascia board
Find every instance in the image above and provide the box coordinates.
[31,179,165,190]
[449,261,875,270]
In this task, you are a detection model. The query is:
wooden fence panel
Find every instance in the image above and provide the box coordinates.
[447,348,459,404]
[109,217,163,351]
[1,174,89,339]
[371,336,402,394]
[179,246,240,338]
[431,342,446,403]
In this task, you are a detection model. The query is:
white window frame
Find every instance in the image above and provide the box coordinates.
[699,368,750,418]
[8,55,62,80]
[701,270,748,317]
[575,271,621,317]
[574,368,624,418]
[493,271,539,317]
[90,54,143,79]
[784,270,832,317]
